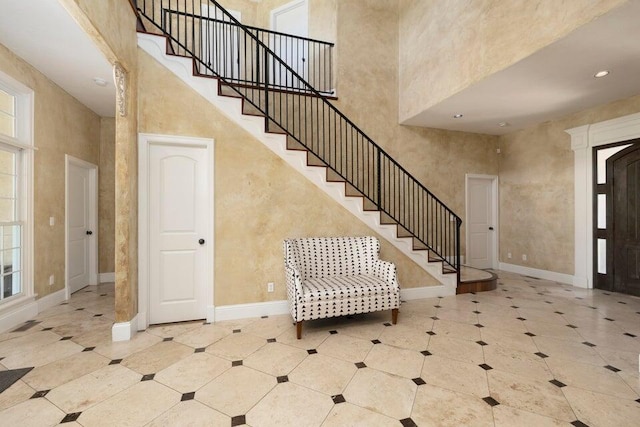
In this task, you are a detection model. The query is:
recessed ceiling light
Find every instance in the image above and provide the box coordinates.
[453,114,463,118]
[594,70,610,78]
[93,77,108,87]
[498,122,509,127]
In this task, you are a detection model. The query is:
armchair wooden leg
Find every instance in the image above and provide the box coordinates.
[296,321,303,339]
[392,308,399,324]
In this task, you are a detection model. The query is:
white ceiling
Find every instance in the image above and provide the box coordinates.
[0,0,115,117]
[401,0,640,135]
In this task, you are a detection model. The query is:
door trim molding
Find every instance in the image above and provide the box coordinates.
[138,133,215,331]
[465,174,499,269]
[566,112,640,288]
[65,155,98,300]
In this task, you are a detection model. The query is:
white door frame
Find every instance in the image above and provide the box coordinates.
[138,133,215,330]
[465,174,499,269]
[65,155,98,300]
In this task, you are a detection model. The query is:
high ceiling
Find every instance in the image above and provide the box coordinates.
[0,0,115,117]
[401,0,640,135]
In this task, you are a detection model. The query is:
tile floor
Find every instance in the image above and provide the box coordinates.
[0,272,639,426]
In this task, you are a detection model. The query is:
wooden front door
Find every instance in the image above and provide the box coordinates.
[608,144,640,296]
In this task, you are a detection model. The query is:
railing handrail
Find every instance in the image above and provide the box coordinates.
[138,0,462,274]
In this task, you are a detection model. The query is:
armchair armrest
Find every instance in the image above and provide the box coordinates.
[285,265,303,301]
[372,260,399,290]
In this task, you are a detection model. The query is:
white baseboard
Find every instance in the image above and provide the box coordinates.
[37,289,67,312]
[400,285,454,301]
[99,272,115,283]
[0,296,38,333]
[206,305,215,324]
[214,300,290,322]
[498,262,574,285]
[112,313,139,341]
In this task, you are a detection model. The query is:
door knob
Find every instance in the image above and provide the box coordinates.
[199,239,205,245]
[86,230,93,235]
[488,227,494,230]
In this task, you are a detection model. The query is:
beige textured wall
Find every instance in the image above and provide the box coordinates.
[0,43,101,299]
[398,0,627,122]
[138,49,439,306]
[99,118,116,274]
[498,94,640,274]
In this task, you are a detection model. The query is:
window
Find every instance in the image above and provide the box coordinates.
[0,71,33,307]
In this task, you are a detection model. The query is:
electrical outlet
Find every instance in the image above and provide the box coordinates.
[267,282,274,293]
[507,252,512,259]
[522,254,527,261]
[49,274,54,286]
[49,216,55,226]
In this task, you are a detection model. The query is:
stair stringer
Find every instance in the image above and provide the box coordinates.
[138,32,457,295]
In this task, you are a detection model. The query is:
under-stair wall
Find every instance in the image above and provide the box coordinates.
[137,48,442,307]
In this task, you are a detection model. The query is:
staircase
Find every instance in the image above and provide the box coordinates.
[135,0,463,291]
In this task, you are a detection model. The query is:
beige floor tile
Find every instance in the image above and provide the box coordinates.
[51,316,112,338]
[377,324,430,351]
[0,380,34,411]
[196,366,276,416]
[477,312,529,333]
[432,318,482,341]
[78,380,180,427]
[93,331,163,360]
[1,340,83,369]
[289,353,357,395]
[524,320,584,342]
[422,355,490,398]
[173,324,232,349]
[0,331,61,359]
[122,341,194,375]
[435,308,478,325]
[244,342,307,376]
[0,327,42,344]
[71,327,113,348]
[316,333,373,363]
[479,326,538,353]
[0,396,64,427]
[337,319,386,341]
[618,371,640,395]
[321,402,398,427]
[396,312,434,332]
[147,400,230,427]
[483,344,554,381]
[146,321,203,339]
[427,335,485,365]
[578,330,640,353]
[246,382,333,427]
[399,301,438,317]
[22,350,109,391]
[493,405,567,427]
[206,332,266,360]
[277,326,331,350]
[546,357,638,399]
[241,315,295,339]
[154,352,231,393]
[533,335,606,365]
[411,384,494,427]
[343,368,417,419]
[487,369,575,421]
[46,364,140,413]
[516,308,567,325]
[364,344,423,379]
[563,386,640,427]
[38,311,94,329]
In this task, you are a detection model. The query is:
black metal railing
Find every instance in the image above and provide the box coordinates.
[136,0,462,283]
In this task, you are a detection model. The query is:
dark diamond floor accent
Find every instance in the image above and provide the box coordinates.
[61,412,82,423]
[430,316,439,320]
[434,305,442,308]
[604,365,621,373]
[534,352,549,359]
[93,314,103,317]
[307,349,317,355]
[636,398,640,404]
[510,305,519,309]
[426,331,436,336]
[75,308,85,311]
[412,377,426,385]
[12,321,41,332]
[604,318,614,321]
[141,374,155,381]
[479,363,493,371]
[329,330,338,334]
[571,421,589,427]
[42,327,54,331]
[549,379,566,388]
[383,322,392,326]
[277,376,289,383]
[267,338,276,343]
[82,347,96,352]
[566,324,578,328]
[476,341,488,346]
[371,339,381,344]
[109,359,122,365]
[482,396,500,407]
[474,323,484,328]
[195,347,206,353]
[472,300,479,304]
[505,296,513,299]
[0,367,35,393]
[589,306,597,309]
[163,337,174,342]
[232,360,243,367]
[545,301,553,304]
[473,310,481,314]
[30,389,50,398]
[582,342,596,347]
[421,350,432,356]
[517,317,526,321]
[231,415,246,427]
[624,332,637,337]
[233,329,241,334]
[400,418,418,427]
[181,392,195,401]
[618,301,627,304]
[332,394,346,404]
[261,315,269,318]
[355,362,367,369]
[60,336,73,341]
[525,332,536,337]
[100,293,107,296]
[554,311,564,315]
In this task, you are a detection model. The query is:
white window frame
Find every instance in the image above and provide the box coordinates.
[0,69,34,312]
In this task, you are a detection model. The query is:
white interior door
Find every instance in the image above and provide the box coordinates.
[148,142,211,324]
[466,176,497,269]
[270,0,309,86]
[67,162,91,293]
[200,5,241,80]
